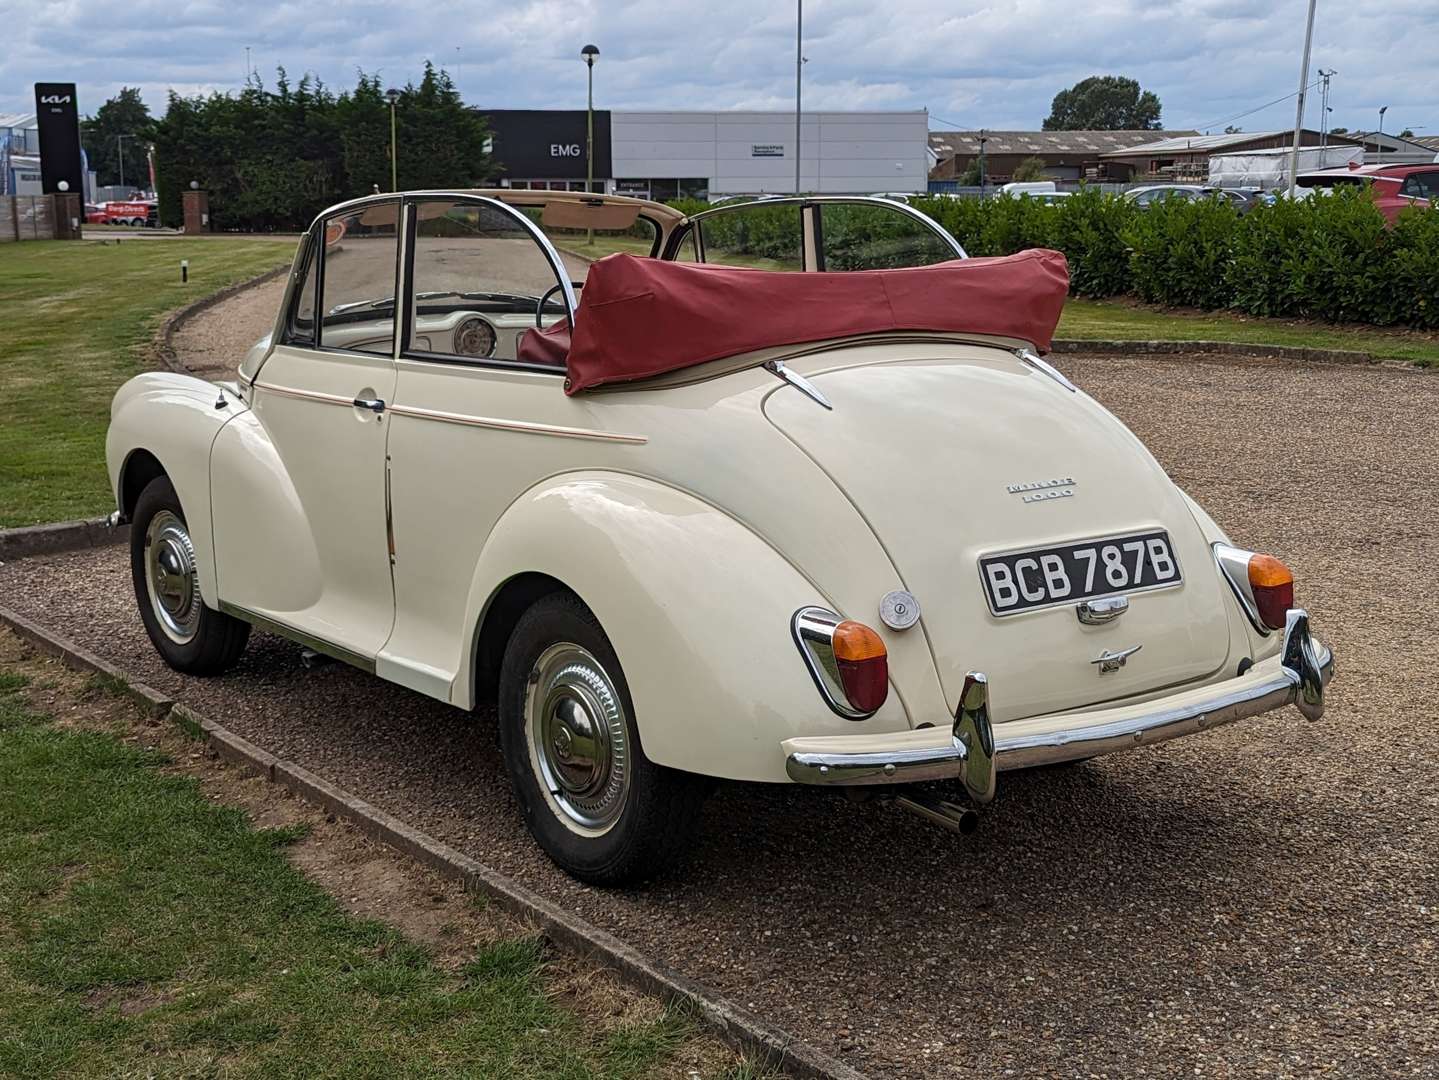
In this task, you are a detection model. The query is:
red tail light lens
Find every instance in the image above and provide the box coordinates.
[1248,554,1294,631]
[832,620,889,713]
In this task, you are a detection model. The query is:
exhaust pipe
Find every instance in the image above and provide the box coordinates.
[894,790,980,836]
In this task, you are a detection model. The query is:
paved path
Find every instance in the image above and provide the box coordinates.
[172,246,592,379]
[25,284,1439,1077]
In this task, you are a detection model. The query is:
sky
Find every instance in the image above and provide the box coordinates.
[1,0,1433,137]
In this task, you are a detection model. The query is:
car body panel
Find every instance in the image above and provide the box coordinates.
[107,372,235,606]
[212,343,397,658]
[764,350,1234,719]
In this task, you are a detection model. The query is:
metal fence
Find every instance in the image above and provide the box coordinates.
[1,195,56,242]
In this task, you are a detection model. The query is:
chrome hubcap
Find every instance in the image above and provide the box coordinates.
[144,510,200,645]
[525,643,630,835]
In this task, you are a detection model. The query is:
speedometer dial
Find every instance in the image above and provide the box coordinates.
[454,317,496,358]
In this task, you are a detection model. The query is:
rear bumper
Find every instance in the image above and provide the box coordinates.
[783,608,1333,802]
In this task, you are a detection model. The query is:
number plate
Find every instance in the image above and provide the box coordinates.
[979,530,1183,617]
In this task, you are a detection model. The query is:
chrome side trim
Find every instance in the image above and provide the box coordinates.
[252,382,358,409]
[785,608,1332,789]
[217,600,376,674]
[384,402,647,444]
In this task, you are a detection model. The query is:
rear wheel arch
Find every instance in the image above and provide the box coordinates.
[471,572,574,704]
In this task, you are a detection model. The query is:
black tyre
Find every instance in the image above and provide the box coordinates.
[497,591,707,886]
[130,476,250,675]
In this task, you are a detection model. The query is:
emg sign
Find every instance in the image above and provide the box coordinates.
[479,110,611,180]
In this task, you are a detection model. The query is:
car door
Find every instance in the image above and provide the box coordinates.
[210,199,401,663]
[378,195,610,700]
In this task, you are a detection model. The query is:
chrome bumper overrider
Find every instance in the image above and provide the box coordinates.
[783,608,1333,804]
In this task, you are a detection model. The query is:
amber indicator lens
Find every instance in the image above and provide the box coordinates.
[833,620,888,713]
[1248,554,1294,630]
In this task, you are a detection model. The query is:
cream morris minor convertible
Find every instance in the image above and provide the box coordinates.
[106,191,1333,884]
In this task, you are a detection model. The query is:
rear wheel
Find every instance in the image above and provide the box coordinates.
[497,591,707,885]
[130,476,249,675]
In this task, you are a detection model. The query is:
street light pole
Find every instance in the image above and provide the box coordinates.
[1377,105,1388,158]
[1286,0,1318,199]
[582,44,600,244]
[795,0,803,194]
[386,88,400,192]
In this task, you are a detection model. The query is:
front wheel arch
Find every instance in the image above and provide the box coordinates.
[118,448,167,520]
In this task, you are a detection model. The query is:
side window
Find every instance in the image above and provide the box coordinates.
[318,202,400,355]
[1401,172,1439,199]
[695,203,802,271]
[672,226,701,263]
[406,199,567,364]
[818,202,957,271]
[281,234,318,346]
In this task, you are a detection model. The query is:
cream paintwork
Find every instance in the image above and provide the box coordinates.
[106,373,231,606]
[107,189,1292,786]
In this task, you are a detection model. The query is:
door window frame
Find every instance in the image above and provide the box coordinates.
[300,197,406,360]
[659,196,967,269]
[399,194,577,375]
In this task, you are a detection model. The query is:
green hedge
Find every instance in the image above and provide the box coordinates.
[661,190,1439,329]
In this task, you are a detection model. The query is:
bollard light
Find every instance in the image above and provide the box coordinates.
[181,259,189,284]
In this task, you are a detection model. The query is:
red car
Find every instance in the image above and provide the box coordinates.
[1296,162,1439,225]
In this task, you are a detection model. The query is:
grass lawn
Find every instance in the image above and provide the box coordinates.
[0,642,765,1079]
[0,238,294,528]
[1058,297,1439,366]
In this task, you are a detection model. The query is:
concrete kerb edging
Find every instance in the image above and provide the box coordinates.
[152,263,290,374]
[0,603,866,1080]
[0,516,129,562]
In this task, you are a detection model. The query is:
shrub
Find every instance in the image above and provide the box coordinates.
[1123,195,1238,309]
[1049,187,1135,297]
[1385,203,1439,329]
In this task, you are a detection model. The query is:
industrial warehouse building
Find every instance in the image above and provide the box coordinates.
[477,109,930,198]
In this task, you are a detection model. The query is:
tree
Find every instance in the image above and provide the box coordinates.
[1011,156,1049,182]
[1398,128,1415,139]
[151,63,491,230]
[81,87,154,189]
[1042,76,1162,131]
[1224,125,1244,134]
[957,159,982,185]
[1329,126,1349,135]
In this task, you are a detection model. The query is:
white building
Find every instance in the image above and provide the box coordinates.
[479,108,931,199]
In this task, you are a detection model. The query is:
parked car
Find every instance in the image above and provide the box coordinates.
[1125,185,1254,212]
[106,191,1333,884]
[103,199,157,226]
[84,202,107,224]
[1295,163,1438,225]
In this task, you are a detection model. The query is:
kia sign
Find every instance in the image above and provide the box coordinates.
[34,82,84,196]
[479,110,612,180]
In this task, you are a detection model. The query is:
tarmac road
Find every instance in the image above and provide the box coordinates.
[5,348,1436,1078]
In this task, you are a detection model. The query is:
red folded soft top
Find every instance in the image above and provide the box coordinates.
[553,248,1069,394]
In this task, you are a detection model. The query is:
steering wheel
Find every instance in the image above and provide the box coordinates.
[536,281,584,328]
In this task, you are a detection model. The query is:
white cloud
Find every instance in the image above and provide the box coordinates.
[1,0,1433,135]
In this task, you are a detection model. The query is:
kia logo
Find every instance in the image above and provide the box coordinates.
[550,143,581,157]
[40,94,71,104]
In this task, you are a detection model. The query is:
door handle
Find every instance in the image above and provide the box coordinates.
[352,396,386,413]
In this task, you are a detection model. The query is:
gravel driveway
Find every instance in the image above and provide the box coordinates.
[5,345,1436,1078]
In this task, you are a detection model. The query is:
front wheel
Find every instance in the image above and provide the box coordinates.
[497,592,707,885]
[130,476,250,675]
